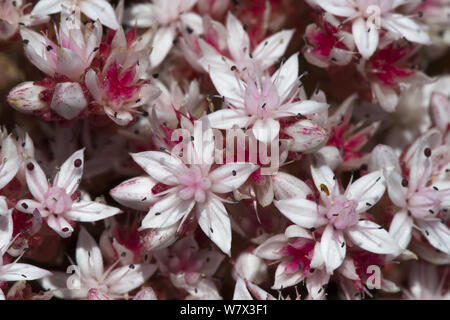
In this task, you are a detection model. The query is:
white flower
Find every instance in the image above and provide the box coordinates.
[16,149,122,238]
[40,228,157,299]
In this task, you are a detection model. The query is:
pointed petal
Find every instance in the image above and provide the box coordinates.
[208,109,249,129]
[254,234,287,260]
[130,151,184,185]
[0,263,52,281]
[149,26,175,68]
[105,264,157,295]
[416,220,450,255]
[273,172,312,200]
[110,176,158,211]
[210,163,258,194]
[252,30,295,69]
[197,198,232,255]
[65,200,121,222]
[382,14,431,44]
[0,136,20,189]
[226,12,250,61]
[252,118,280,143]
[271,53,298,101]
[320,224,346,273]
[53,148,84,195]
[352,17,379,59]
[76,227,104,280]
[24,159,48,202]
[389,210,413,250]
[79,0,120,30]
[346,170,386,213]
[274,198,327,228]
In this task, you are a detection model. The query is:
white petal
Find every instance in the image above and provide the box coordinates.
[233,277,253,300]
[281,101,329,117]
[271,53,299,101]
[47,215,73,238]
[284,120,328,152]
[141,193,195,229]
[53,148,84,195]
[416,220,450,255]
[273,172,312,200]
[315,0,357,17]
[110,176,158,211]
[274,198,327,228]
[409,137,432,192]
[76,227,104,280]
[123,3,154,27]
[346,170,386,213]
[56,48,83,81]
[40,272,86,299]
[352,17,379,59]
[252,30,295,69]
[254,234,287,260]
[371,82,399,112]
[226,12,250,61]
[149,26,175,68]
[104,107,133,126]
[208,68,245,107]
[197,197,232,255]
[20,28,56,76]
[131,151,184,185]
[389,210,413,250]
[382,14,431,44]
[273,260,303,289]
[134,287,158,300]
[0,136,20,189]
[31,0,62,15]
[320,224,346,273]
[84,69,102,102]
[208,109,249,130]
[306,269,330,300]
[79,0,119,30]
[25,159,49,202]
[210,163,258,194]
[310,164,336,197]
[105,264,157,295]
[0,263,52,281]
[252,118,280,143]
[50,82,88,120]
[285,225,313,240]
[65,200,121,222]
[346,220,401,255]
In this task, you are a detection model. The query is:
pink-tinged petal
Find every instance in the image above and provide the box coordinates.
[389,210,413,250]
[310,164,336,198]
[416,220,450,255]
[430,92,450,133]
[20,28,56,76]
[284,120,328,152]
[197,197,232,255]
[0,263,52,281]
[346,170,385,213]
[285,225,313,240]
[65,200,121,222]
[352,17,379,59]
[409,241,450,265]
[271,54,298,101]
[208,109,249,129]
[246,280,276,300]
[15,199,43,214]
[131,151,184,185]
[123,3,154,27]
[345,121,380,152]
[409,137,432,192]
[79,0,119,30]
[141,192,195,229]
[30,0,62,15]
[56,48,83,81]
[309,242,324,269]
[53,148,84,195]
[0,198,13,254]
[255,178,274,207]
[320,224,346,273]
[208,68,245,107]
[346,220,401,255]
[338,258,360,281]
[84,69,102,102]
[104,107,133,126]
[233,277,253,300]
[272,260,303,289]
[254,234,287,260]
[87,289,111,300]
[150,26,176,68]
[382,14,431,44]
[50,82,88,120]
[40,272,86,299]
[0,136,20,189]
[210,162,258,194]
[198,39,233,72]
[225,12,250,61]
[315,0,357,17]
[134,287,158,300]
[24,159,48,202]
[274,198,328,228]
[369,144,401,173]
[233,251,267,284]
[47,215,73,238]
[314,146,342,171]
[110,176,158,211]
[306,269,330,300]
[252,29,295,70]
[141,224,178,251]
[85,21,103,64]
[371,82,398,112]
[75,227,104,280]
[105,264,157,295]
[252,118,280,143]
[180,13,203,34]
[280,101,329,117]
[7,82,47,114]
[273,172,312,200]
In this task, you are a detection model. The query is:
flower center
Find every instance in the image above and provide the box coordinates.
[178,166,212,203]
[327,195,359,229]
[44,187,73,215]
[244,79,280,119]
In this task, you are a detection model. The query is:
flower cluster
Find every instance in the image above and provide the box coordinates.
[0,0,448,300]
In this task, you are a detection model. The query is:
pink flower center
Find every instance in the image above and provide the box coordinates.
[327,195,359,229]
[244,79,280,119]
[178,166,212,203]
[44,187,73,215]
